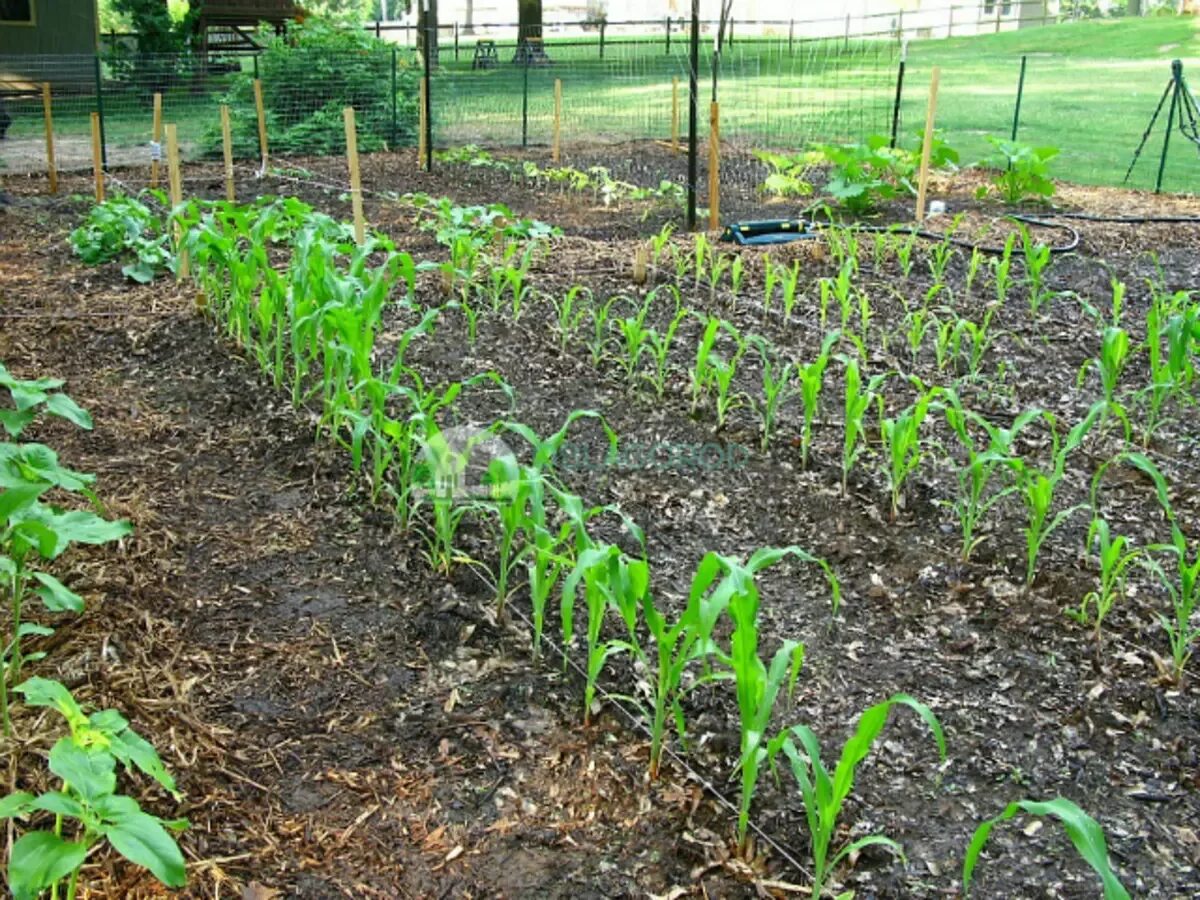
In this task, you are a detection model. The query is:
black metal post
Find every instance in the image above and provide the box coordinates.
[423,25,433,171]
[599,21,606,59]
[522,57,530,148]
[93,54,108,171]
[665,17,670,55]
[1011,54,1027,142]
[789,19,794,55]
[253,54,259,80]
[889,52,906,149]
[687,0,699,231]
[454,23,459,61]
[1156,59,1183,193]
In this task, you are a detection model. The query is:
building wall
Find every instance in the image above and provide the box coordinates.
[0,0,98,54]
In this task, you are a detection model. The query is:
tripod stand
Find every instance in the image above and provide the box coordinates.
[1124,59,1200,194]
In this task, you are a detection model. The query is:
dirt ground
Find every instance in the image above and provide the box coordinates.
[1,145,1199,898]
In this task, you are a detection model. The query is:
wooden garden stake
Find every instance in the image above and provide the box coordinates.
[165,123,188,279]
[708,101,720,231]
[418,79,428,170]
[671,76,680,153]
[343,107,366,246]
[632,245,648,284]
[151,92,163,188]
[253,78,269,174]
[552,78,562,163]
[41,83,57,194]
[90,112,104,203]
[220,104,235,202]
[914,66,940,222]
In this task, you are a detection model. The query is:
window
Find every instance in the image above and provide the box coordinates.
[983,0,995,13]
[0,0,35,25]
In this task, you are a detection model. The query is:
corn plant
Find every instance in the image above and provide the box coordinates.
[795,330,841,468]
[1020,225,1054,315]
[1,677,187,899]
[838,356,890,496]
[693,233,708,291]
[951,304,1000,380]
[894,232,916,279]
[729,255,745,300]
[691,316,742,413]
[928,238,954,290]
[649,223,674,269]
[941,390,1037,561]
[1013,404,1103,586]
[708,253,732,302]
[586,295,625,366]
[780,260,803,324]
[613,293,656,386]
[965,246,984,296]
[551,285,592,351]
[992,233,1017,306]
[901,296,937,367]
[645,307,689,399]
[762,256,780,311]
[1078,325,1132,439]
[963,798,1128,899]
[768,694,945,899]
[688,547,841,848]
[1067,518,1144,646]
[749,337,795,452]
[818,259,855,334]
[879,382,940,522]
[1139,297,1176,445]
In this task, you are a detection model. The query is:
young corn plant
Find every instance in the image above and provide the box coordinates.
[1067,517,1144,647]
[965,246,985,297]
[768,694,946,899]
[586,295,625,366]
[1020,225,1054,316]
[1078,325,1132,439]
[1138,298,1176,446]
[964,798,1129,899]
[762,256,780,311]
[613,293,656,386]
[693,233,708,292]
[691,316,741,413]
[780,260,802,324]
[941,391,1038,561]
[838,356,890,496]
[894,232,916,279]
[879,382,940,522]
[795,330,841,469]
[749,337,795,452]
[992,233,1017,306]
[689,547,841,850]
[551,285,592,351]
[1013,403,1103,586]
[645,307,689,400]
[951,304,1000,380]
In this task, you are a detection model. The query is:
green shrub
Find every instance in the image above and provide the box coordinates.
[203,19,419,159]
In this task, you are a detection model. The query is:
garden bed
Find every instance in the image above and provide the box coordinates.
[1,147,1198,898]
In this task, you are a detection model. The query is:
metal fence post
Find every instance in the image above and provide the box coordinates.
[789,19,794,55]
[890,42,907,148]
[454,22,459,61]
[521,57,530,148]
[665,17,670,55]
[687,0,699,231]
[93,54,108,171]
[599,21,606,59]
[1011,54,1027,142]
[423,26,433,170]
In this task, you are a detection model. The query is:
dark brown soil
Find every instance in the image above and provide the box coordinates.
[1,144,1198,899]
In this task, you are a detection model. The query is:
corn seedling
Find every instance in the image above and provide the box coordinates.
[879,382,940,522]
[941,391,1037,561]
[693,233,708,291]
[689,547,840,848]
[1013,403,1103,586]
[780,260,802,324]
[762,256,779,311]
[645,307,690,399]
[749,337,796,452]
[586,295,625,366]
[551,285,592,351]
[1138,298,1175,445]
[1077,325,1132,439]
[894,232,916,279]
[768,694,945,898]
[691,316,741,412]
[965,246,984,296]
[992,233,1017,306]
[729,255,745,301]
[928,238,955,289]
[1020,225,1054,315]
[1067,517,1144,646]
[964,798,1129,899]
[796,330,841,469]
[838,356,890,496]
[0,677,187,898]
[613,294,656,386]
[649,223,674,269]
[951,304,1000,380]
[902,297,937,367]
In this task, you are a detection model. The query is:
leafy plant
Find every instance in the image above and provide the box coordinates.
[980,138,1059,204]
[812,136,911,215]
[1,678,187,900]
[749,337,796,452]
[753,149,814,199]
[795,331,841,469]
[963,797,1129,899]
[769,694,945,899]
[1067,517,1144,645]
[838,356,890,496]
[879,382,940,522]
[69,194,171,283]
[1019,224,1054,315]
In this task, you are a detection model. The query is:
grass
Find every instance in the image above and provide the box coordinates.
[3,16,1198,191]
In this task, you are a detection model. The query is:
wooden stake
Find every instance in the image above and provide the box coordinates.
[671,76,680,153]
[90,112,104,203]
[708,101,720,232]
[552,79,562,163]
[343,107,366,246]
[914,67,941,222]
[418,79,428,170]
[220,104,235,202]
[150,92,163,188]
[165,123,188,279]
[41,83,57,194]
[253,78,269,173]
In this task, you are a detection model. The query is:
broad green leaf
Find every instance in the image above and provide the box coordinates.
[100,809,188,888]
[48,738,116,804]
[7,831,90,900]
[15,677,88,730]
[44,393,93,430]
[0,791,35,819]
[33,572,85,613]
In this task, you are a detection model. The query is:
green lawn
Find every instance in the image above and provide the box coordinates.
[4,16,1198,192]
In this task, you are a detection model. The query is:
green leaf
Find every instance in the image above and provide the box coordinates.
[963,797,1129,900]
[33,572,85,613]
[31,791,84,819]
[101,809,188,888]
[43,393,93,430]
[0,483,48,522]
[15,677,88,730]
[0,791,36,819]
[48,738,116,804]
[7,831,90,900]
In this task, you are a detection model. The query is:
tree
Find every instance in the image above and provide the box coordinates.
[518,0,542,40]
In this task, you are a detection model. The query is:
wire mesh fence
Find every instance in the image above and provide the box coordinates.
[2,6,1198,199]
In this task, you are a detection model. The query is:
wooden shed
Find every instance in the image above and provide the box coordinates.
[192,1,305,56]
[0,0,99,55]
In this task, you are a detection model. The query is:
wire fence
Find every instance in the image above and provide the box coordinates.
[2,5,1198,199]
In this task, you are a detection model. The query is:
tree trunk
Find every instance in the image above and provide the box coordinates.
[518,0,543,41]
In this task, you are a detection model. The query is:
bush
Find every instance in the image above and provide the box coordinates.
[203,19,419,159]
